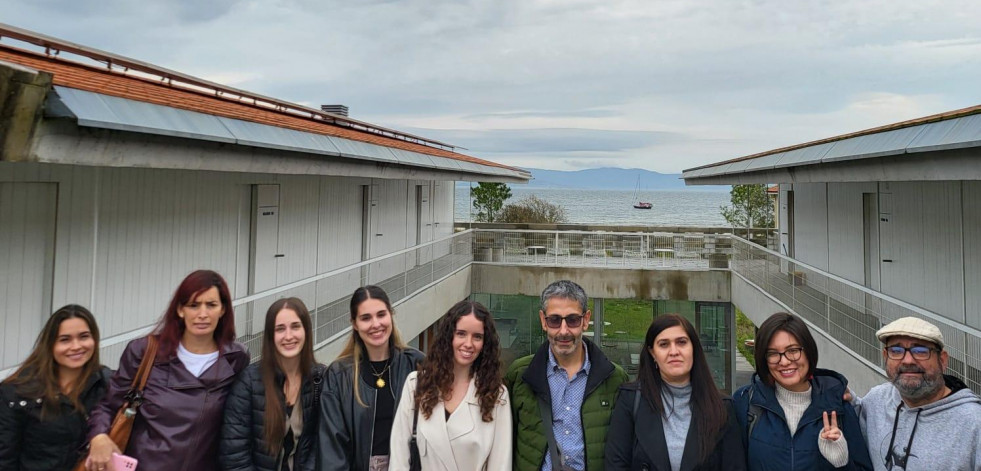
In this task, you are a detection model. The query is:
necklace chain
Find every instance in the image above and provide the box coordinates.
[369,360,391,388]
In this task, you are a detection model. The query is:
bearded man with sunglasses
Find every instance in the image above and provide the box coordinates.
[851,317,981,471]
[504,280,628,471]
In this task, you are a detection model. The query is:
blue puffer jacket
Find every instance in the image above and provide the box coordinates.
[732,368,872,471]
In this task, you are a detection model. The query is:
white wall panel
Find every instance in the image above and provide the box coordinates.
[2,162,457,370]
[827,182,875,285]
[91,168,247,337]
[965,181,981,329]
[880,181,965,322]
[432,181,455,258]
[792,183,830,271]
[367,179,410,284]
[0,182,57,370]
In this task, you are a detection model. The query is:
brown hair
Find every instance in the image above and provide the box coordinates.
[261,297,315,455]
[2,305,101,419]
[415,300,502,422]
[336,285,406,407]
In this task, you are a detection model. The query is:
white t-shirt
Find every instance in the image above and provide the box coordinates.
[177,342,219,378]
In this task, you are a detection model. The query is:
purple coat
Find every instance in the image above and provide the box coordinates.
[88,336,249,471]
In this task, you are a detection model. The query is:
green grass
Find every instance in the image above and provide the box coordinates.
[735,308,757,368]
[601,299,654,341]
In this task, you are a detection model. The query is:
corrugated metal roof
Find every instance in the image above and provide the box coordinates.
[684,109,981,180]
[50,86,528,179]
[771,141,836,169]
[908,113,981,153]
[822,125,922,163]
[388,148,437,168]
[55,86,236,143]
[741,151,787,172]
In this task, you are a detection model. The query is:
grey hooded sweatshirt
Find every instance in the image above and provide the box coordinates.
[853,375,981,471]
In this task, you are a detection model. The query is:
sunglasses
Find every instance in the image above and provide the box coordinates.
[543,314,584,329]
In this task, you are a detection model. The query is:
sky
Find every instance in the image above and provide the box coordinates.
[2,0,980,173]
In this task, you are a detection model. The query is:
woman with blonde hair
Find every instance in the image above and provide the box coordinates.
[318,286,423,471]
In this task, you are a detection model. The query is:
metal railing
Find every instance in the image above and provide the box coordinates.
[730,236,981,394]
[472,229,733,270]
[92,230,475,367]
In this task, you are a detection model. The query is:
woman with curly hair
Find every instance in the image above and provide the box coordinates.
[389,300,512,471]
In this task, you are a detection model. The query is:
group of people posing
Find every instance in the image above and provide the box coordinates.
[1,270,979,471]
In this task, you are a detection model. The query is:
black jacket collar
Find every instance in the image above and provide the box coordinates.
[521,337,616,403]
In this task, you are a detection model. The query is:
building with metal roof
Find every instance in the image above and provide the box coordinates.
[682,104,981,395]
[0,24,529,373]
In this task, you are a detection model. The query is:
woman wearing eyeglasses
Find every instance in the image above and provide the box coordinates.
[732,312,872,470]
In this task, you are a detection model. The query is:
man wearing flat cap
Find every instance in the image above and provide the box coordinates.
[851,316,981,470]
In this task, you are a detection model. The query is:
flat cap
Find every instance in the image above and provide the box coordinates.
[876,317,944,349]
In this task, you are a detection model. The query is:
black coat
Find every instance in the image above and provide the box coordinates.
[219,362,327,471]
[317,347,424,471]
[605,383,747,471]
[0,367,112,471]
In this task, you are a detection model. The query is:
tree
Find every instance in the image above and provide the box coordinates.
[498,195,568,223]
[471,182,512,222]
[720,184,774,228]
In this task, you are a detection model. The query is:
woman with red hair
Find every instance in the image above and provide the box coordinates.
[84,270,249,471]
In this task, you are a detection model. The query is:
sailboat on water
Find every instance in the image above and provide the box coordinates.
[632,175,653,209]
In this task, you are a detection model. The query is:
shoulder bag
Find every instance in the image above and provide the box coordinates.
[73,335,158,471]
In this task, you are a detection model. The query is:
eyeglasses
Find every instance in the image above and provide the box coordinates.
[765,347,803,365]
[885,345,938,361]
[544,314,584,329]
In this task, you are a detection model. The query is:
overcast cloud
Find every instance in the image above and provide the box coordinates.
[2,0,979,172]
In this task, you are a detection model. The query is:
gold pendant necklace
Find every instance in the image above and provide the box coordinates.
[369,360,391,388]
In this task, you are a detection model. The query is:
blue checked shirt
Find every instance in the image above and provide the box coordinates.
[543,346,591,471]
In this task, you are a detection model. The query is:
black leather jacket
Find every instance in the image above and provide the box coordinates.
[219,362,327,471]
[318,347,423,471]
[0,367,111,471]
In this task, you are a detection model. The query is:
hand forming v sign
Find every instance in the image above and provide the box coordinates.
[821,410,841,441]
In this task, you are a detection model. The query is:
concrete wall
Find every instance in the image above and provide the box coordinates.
[732,273,886,396]
[472,264,731,302]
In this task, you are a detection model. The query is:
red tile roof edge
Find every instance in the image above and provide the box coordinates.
[0,43,528,176]
[686,103,981,173]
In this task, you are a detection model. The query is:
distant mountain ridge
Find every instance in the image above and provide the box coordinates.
[460,167,727,190]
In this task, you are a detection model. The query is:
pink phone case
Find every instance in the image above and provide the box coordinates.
[111,452,138,470]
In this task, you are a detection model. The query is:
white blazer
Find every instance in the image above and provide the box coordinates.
[390,371,512,471]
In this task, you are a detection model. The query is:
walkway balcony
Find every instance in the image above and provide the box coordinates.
[84,227,979,396]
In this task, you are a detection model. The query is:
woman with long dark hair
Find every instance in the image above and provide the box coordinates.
[84,270,249,471]
[0,305,110,471]
[732,313,872,470]
[318,286,423,471]
[606,314,745,471]
[389,300,511,471]
[221,297,325,471]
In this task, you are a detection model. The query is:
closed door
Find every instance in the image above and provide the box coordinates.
[0,183,57,371]
[250,184,281,333]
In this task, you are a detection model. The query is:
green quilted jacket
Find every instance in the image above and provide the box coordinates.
[504,338,628,471]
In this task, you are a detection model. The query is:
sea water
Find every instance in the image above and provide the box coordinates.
[454,187,730,226]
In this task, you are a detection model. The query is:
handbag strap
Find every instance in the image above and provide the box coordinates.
[131,336,159,391]
[538,396,565,470]
[411,404,419,437]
